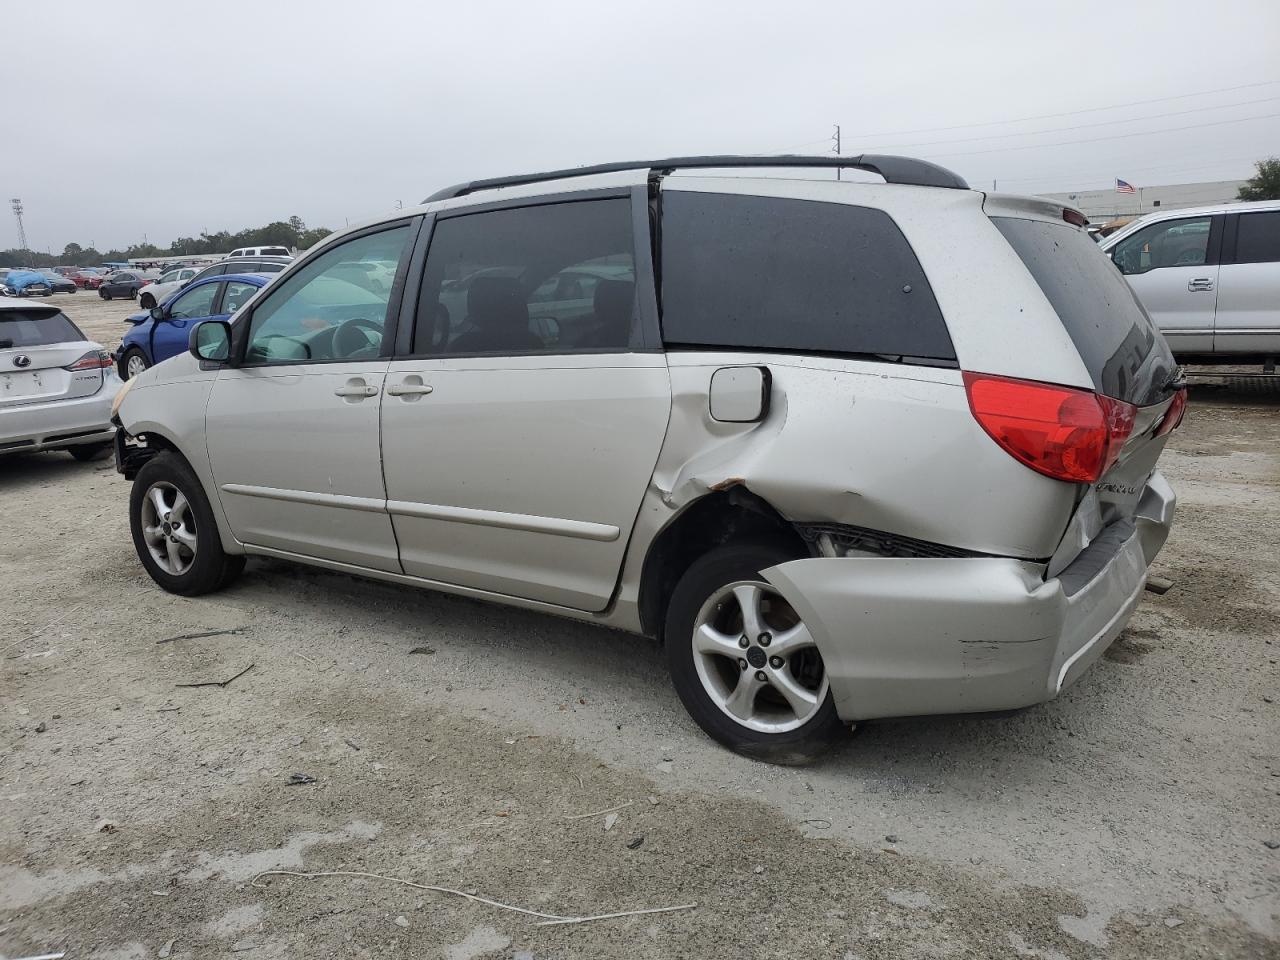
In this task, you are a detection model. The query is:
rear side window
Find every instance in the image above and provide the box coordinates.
[1233,211,1280,264]
[994,217,1175,407]
[0,311,83,347]
[257,262,286,274]
[659,191,954,362]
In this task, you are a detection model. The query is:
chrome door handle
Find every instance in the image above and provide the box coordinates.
[1187,278,1214,292]
[334,383,379,398]
[386,383,434,396]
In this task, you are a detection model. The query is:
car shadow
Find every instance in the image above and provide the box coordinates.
[0,449,114,490]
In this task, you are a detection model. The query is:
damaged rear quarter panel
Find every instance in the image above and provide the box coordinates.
[648,353,1075,557]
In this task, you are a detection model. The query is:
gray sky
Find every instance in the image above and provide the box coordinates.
[6,0,1279,252]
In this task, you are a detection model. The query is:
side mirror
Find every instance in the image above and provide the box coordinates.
[190,319,232,363]
[150,305,164,321]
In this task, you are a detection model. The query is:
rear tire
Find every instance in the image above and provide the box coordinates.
[129,289,138,300]
[664,542,844,763]
[68,442,110,462]
[130,451,245,596]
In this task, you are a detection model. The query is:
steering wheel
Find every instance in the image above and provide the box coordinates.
[333,317,383,358]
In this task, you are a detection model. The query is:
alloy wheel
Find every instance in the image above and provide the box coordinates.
[126,354,148,379]
[140,481,197,576]
[691,580,829,734]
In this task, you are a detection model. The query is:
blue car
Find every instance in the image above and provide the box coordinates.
[116,273,268,379]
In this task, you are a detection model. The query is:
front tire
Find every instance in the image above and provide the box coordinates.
[664,542,843,762]
[119,347,150,380]
[129,451,245,596]
[101,290,111,300]
[140,293,155,309]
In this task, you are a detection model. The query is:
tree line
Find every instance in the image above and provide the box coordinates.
[1,216,333,268]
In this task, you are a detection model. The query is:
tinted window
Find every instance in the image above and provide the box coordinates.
[245,226,411,364]
[1233,211,1280,264]
[413,199,636,355]
[1111,217,1211,275]
[256,261,286,274]
[168,282,219,319]
[994,217,1175,407]
[0,311,83,347]
[660,191,954,362]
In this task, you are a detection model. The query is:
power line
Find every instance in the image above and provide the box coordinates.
[861,96,1280,151]
[990,155,1261,186]
[918,111,1280,159]
[842,79,1280,140]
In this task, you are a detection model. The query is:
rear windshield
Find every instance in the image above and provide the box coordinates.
[660,191,956,363]
[993,217,1176,407]
[0,310,84,347]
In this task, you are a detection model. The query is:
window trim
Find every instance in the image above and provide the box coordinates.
[230,216,423,368]
[393,188,661,360]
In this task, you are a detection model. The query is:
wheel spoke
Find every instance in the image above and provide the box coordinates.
[148,485,169,520]
[732,584,765,641]
[173,527,197,550]
[769,667,819,717]
[694,623,742,660]
[143,524,165,546]
[723,672,764,721]
[170,491,190,524]
[165,538,183,572]
[769,621,817,656]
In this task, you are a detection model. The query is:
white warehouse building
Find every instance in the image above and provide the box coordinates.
[1041,179,1247,222]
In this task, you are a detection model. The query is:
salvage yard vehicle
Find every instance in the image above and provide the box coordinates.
[1101,199,1280,363]
[37,269,79,294]
[138,266,201,309]
[116,273,268,379]
[99,270,156,300]
[1,300,120,459]
[2,269,54,297]
[113,155,1185,759]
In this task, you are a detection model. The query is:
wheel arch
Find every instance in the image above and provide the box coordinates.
[124,420,244,556]
[636,486,811,641]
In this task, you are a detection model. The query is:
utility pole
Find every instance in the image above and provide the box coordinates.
[10,198,28,250]
[832,125,841,180]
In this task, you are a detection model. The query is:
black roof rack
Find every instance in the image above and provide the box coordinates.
[423,154,969,203]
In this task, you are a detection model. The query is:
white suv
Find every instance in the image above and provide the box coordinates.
[1100,199,1280,363]
[112,155,1183,759]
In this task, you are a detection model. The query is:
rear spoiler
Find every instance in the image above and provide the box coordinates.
[982,192,1088,227]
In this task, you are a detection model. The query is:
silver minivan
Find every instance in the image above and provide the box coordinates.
[1101,199,1280,362]
[112,155,1184,759]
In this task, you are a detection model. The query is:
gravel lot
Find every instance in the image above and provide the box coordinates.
[2,294,1278,959]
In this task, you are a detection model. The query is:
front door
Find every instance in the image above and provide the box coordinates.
[204,223,416,571]
[381,196,670,611]
[1214,209,1280,354]
[150,279,220,366]
[1110,214,1219,353]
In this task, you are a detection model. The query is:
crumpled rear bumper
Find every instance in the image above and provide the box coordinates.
[763,471,1176,722]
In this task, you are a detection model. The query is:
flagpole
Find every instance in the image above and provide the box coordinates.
[1138,186,1144,216]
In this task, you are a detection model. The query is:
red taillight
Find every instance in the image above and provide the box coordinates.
[65,350,112,371]
[1154,388,1187,437]
[963,372,1136,484]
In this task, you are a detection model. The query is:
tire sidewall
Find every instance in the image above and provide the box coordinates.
[664,542,843,762]
[120,347,148,380]
[129,452,231,596]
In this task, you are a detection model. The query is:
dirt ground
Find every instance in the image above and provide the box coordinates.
[2,294,1277,959]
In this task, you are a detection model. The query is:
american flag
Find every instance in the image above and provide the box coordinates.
[1115,178,1137,194]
